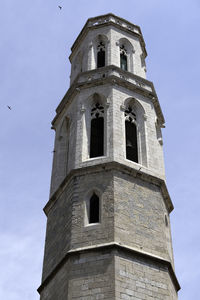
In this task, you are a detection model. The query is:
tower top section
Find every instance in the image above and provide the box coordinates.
[69,13,148,85]
[70,13,147,59]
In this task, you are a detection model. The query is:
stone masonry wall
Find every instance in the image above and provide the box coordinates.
[42,177,74,281]
[115,250,178,300]
[113,170,174,263]
[40,247,177,300]
[40,249,115,300]
[42,169,115,282]
[70,169,114,250]
[42,167,173,283]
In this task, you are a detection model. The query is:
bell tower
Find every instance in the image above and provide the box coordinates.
[38,14,180,299]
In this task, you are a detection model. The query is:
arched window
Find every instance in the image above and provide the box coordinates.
[97,42,105,68]
[89,193,100,223]
[118,38,134,73]
[120,44,128,71]
[90,101,104,158]
[125,106,138,163]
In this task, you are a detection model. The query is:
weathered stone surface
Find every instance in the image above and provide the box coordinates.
[38,13,179,300]
[39,247,178,299]
[40,249,115,300]
[115,250,178,300]
[40,167,178,298]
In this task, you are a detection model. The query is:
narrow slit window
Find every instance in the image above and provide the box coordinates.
[120,45,128,71]
[89,194,99,223]
[97,42,105,68]
[125,106,138,163]
[126,121,138,162]
[165,214,168,227]
[90,102,104,158]
[120,53,127,71]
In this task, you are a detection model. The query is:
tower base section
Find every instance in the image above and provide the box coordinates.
[38,244,179,300]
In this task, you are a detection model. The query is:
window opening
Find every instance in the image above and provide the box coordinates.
[90,102,104,158]
[165,214,168,227]
[97,42,105,68]
[120,45,128,71]
[125,106,138,162]
[89,193,100,223]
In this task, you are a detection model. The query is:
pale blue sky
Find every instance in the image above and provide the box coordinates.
[0,0,200,299]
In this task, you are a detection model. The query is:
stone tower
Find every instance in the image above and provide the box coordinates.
[38,13,180,299]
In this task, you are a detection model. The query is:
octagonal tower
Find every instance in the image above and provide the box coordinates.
[38,14,180,300]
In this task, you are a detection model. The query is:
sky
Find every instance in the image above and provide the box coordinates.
[0,0,200,299]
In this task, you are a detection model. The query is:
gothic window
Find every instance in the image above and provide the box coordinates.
[89,193,100,223]
[90,102,104,158]
[120,45,128,71]
[97,42,105,68]
[125,106,138,163]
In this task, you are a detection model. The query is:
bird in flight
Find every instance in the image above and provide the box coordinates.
[7,105,12,110]
[58,6,62,9]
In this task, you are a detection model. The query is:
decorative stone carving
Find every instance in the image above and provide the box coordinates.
[91,102,104,119]
[120,44,127,55]
[97,41,105,52]
[124,105,137,123]
[80,104,86,113]
[135,80,144,87]
[120,74,127,80]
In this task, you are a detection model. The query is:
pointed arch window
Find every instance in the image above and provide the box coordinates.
[125,106,138,163]
[90,102,104,158]
[120,45,128,71]
[89,193,100,224]
[97,42,105,68]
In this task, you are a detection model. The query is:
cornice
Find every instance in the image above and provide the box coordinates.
[44,161,173,217]
[52,65,165,127]
[69,13,147,61]
[37,242,180,294]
